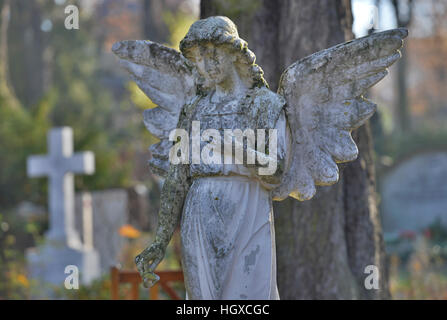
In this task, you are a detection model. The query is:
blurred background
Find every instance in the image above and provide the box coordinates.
[0,0,446,299]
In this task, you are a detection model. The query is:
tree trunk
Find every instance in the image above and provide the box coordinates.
[0,0,19,109]
[396,46,409,132]
[8,0,44,108]
[142,0,169,43]
[200,0,389,299]
[391,0,413,132]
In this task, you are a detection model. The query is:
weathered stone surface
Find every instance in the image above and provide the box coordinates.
[75,189,128,272]
[27,127,95,247]
[26,127,100,286]
[112,39,196,177]
[273,28,408,201]
[113,16,407,299]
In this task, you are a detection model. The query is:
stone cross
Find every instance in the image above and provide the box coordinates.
[27,127,95,248]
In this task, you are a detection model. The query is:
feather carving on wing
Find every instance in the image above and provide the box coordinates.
[273,28,408,201]
[112,40,196,176]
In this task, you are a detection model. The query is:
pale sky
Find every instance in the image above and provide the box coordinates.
[352,0,397,37]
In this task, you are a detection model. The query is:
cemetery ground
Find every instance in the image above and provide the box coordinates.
[2,201,447,299]
[0,212,185,299]
[387,221,447,299]
[2,129,447,300]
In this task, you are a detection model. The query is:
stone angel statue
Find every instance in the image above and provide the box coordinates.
[112,16,407,300]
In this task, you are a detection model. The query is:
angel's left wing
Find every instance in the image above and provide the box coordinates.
[112,40,196,176]
[273,28,408,201]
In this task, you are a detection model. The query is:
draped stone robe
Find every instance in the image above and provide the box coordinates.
[175,87,290,299]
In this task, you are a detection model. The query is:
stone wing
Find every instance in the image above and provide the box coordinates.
[273,28,408,201]
[112,40,196,176]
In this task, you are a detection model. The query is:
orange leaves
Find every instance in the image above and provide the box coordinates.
[118,224,141,239]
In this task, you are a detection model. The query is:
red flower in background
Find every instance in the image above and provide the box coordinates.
[399,230,417,240]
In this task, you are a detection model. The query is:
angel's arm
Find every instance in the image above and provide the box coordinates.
[113,39,196,286]
[223,110,290,185]
[135,163,190,287]
[153,163,191,246]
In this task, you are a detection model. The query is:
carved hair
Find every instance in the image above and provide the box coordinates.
[179,16,268,91]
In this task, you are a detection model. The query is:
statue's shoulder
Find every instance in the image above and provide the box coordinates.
[246,86,285,128]
[246,85,283,102]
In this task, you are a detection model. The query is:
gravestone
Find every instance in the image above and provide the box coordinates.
[26,127,100,285]
[127,182,161,232]
[381,151,447,235]
[75,189,128,272]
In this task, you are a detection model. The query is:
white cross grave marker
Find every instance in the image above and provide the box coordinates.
[27,127,94,248]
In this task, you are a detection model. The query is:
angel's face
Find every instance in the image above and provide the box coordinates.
[190,43,236,88]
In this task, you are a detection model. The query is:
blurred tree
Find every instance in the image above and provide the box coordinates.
[142,0,170,42]
[201,0,389,299]
[0,0,49,206]
[41,2,132,191]
[0,0,19,110]
[0,0,198,210]
[141,0,195,44]
[8,0,45,108]
[0,1,137,209]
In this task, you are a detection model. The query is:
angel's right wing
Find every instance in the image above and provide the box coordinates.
[112,40,196,176]
[273,28,408,201]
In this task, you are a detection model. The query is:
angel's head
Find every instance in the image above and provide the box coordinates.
[180,16,267,93]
